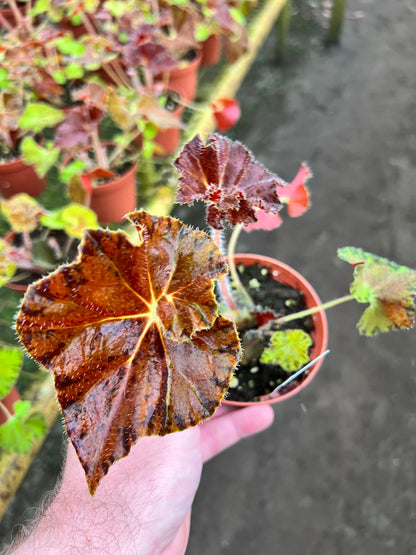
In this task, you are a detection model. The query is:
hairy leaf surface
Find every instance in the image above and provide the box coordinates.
[260,329,312,372]
[16,211,240,493]
[174,134,284,229]
[338,246,416,335]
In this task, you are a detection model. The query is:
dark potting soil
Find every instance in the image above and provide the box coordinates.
[225,263,315,402]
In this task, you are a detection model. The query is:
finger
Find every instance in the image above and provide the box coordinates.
[200,405,274,462]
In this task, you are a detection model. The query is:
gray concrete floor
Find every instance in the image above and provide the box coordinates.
[187,1,416,554]
[1,1,416,553]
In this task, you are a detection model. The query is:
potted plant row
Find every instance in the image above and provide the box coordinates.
[0,193,100,291]
[0,0,247,223]
[9,133,415,495]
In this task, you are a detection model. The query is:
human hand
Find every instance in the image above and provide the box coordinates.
[12,404,274,554]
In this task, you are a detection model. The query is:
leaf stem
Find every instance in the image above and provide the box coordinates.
[0,400,12,422]
[227,224,256,310]
[277,294,355,325]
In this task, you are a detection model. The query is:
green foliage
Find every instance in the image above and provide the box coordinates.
[195,23,211,42]
[0,400,47,454]
[0,346,23,398]
[60,160,87,184]
[260,329,312,372]
[40,204,99,239]
[338,247,416,335]
[53,36,86,57]
[20,137,60,178]
[18,103,65,134]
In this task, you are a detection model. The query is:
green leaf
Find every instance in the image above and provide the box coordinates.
[229,7,246,25]
[20,137,60,178]
[0,68,10,89]
[195,23,211,42]
[338,246,416,335]
[260,329,312,372]
[0,346,23,398]
[30,0,50,15]
[53,36,86,56]
[0,400,47,454]
[18,103,65,133]
[52,70,67,85]
[60,160,87,183]
[65,63,84,80]
[41,204,99,239]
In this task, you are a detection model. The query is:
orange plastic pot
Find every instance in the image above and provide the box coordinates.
[162,51,202,103]
[90,162,138,224]
[153,105,184,156]
[0,158,46,199]
[0,4,26,28]
[223,254,328,407]
[200,35,221,67]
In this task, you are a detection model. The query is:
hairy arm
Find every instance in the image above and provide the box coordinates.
[8,405,274,554]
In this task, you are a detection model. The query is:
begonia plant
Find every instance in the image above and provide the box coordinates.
[13,133,416,495]
[0,193,99,288]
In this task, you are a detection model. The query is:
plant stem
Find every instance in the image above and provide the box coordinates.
[63,235,75,258]
[91,128,109,170]
[276,0,291,62]
[227,224,256,310]
[0,400,12,422]
[325,0,347,45]
[22,230,32,254]
[277,294,355,325]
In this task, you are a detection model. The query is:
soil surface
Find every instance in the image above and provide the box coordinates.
[1,1,416,554]
[226,263,314,402]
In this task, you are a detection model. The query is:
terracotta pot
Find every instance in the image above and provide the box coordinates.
[162,51,202,103]
[0,4,25,28]
[0,158,46,199]
[154,105,184,156]
[200,35,222,67]
[0,386,20,425]
[223,254,329,407]
[90,162,138,223]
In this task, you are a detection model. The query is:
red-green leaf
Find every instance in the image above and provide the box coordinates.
[16,211,240,494]
[174,134,284,229]
[338,246,416,335]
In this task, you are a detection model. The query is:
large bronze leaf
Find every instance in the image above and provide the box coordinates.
[16,211,240,493]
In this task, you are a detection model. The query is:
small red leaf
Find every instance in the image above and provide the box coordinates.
[211,98,241,132]
[174,134,284,229]
[80,169,116,196]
